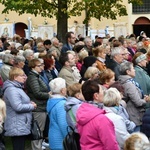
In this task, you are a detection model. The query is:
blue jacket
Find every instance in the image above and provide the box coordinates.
[2,80,34,136]
[141,108,150,138]
[61,43,73,53]
[47,95,68,150]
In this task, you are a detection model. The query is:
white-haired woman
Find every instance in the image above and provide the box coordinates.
[47,77,68,150]
[103,88,130,149]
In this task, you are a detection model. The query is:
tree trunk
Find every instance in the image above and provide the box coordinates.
[57,0,68,44]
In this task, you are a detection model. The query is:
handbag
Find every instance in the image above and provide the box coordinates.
[30,115,42,140]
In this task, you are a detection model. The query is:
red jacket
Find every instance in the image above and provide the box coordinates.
[76,103,119,150]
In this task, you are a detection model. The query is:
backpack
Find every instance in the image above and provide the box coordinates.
[63,126,81,150]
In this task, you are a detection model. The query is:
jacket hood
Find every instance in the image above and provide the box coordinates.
[77,103,106,126]
[64,97,83,112]
[47,95,66,114]
[2,80,22,93]
[118,75,132,84]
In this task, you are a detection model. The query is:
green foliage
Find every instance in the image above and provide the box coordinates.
[0,0,142,21]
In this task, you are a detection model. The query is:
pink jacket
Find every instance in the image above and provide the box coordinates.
[76,103,119,150]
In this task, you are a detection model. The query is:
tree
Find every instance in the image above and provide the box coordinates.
[0,0,142,42]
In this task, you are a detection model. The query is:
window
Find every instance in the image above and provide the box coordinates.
[132,0,150,14]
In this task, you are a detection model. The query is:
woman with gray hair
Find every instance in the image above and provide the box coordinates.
[118,61,149,132]
[23,49,34,76]
[47,77,68,150]
[0,54,14,81]
[13,55,25,69]
[103,87,130,149]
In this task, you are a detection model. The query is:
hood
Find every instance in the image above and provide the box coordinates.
[47,95,66,114]
[2,80,22,93]
[77,103,105,126]
[118,75,132,84]
[64,97,83,112]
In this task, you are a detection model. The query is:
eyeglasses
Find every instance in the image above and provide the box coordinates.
[36,64,44,67]
[18,74,27,77]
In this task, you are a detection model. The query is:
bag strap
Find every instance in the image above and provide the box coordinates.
[69,108,76,123]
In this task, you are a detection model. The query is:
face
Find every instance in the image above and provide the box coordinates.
[53,38,59,47]
[33,63,43,73]
[27,52,34,61]
[106,76,115,86]
[68,53,76,66]
[94,85,104,103]
[18,61,25,69]
[14,73,27,83]
[122,48,129,60]
[99,51,106,59]
[114,53,124,64]
[127,65,135,77]
[139,59,147,67]
[69,33,76,45]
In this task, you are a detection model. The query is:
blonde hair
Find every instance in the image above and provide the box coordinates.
[67,83,82,97]
[124,132,150,150]
[92,45,106,57]
[78,50,88,61]
[0,99,6,121]
[9,67,24,81]
[103,88,121,106]
[84,66,100,79]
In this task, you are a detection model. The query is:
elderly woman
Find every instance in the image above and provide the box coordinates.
[23,49,34,76]
[0,54,14,81]
[2,67,36,150]
[26,59,50,150]
[13,55,25,69]
[47,77,68,150]
[132,52,150,96]
[118,61,149,132]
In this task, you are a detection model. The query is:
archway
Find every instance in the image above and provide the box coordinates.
[15,22,28,37]
[133,17,150,37]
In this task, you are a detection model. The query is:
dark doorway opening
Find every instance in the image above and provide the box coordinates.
[133,17,150,37]
[133,24,150,37]
[15,22,28,37]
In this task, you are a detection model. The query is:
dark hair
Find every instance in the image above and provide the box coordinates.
[109,81,124,94]
[3,42,10,50]
[65,32,74,43]
[44,39,51,45]
[59,53,69,66]
[82,80,99,101]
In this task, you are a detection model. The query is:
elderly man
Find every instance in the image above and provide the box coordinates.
[0,54,14,81]
[58,52,79,86]
[105,46,124,80]
[49,37,61,60]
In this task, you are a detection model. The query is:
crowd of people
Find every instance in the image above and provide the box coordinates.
[0,31,150,150]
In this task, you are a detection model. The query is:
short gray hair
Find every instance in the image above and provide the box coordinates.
[103,88,121,107]
[23,49,33,58]
[14,55,25,64]
[111,47,122,58]
[2,54,14,63]
[120,61,133,75]
[49,77,66,94]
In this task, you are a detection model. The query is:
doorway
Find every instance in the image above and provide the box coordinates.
[15,22,28,37]
[133,17,150,37]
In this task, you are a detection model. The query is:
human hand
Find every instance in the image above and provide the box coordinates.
[31,101,37,109]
